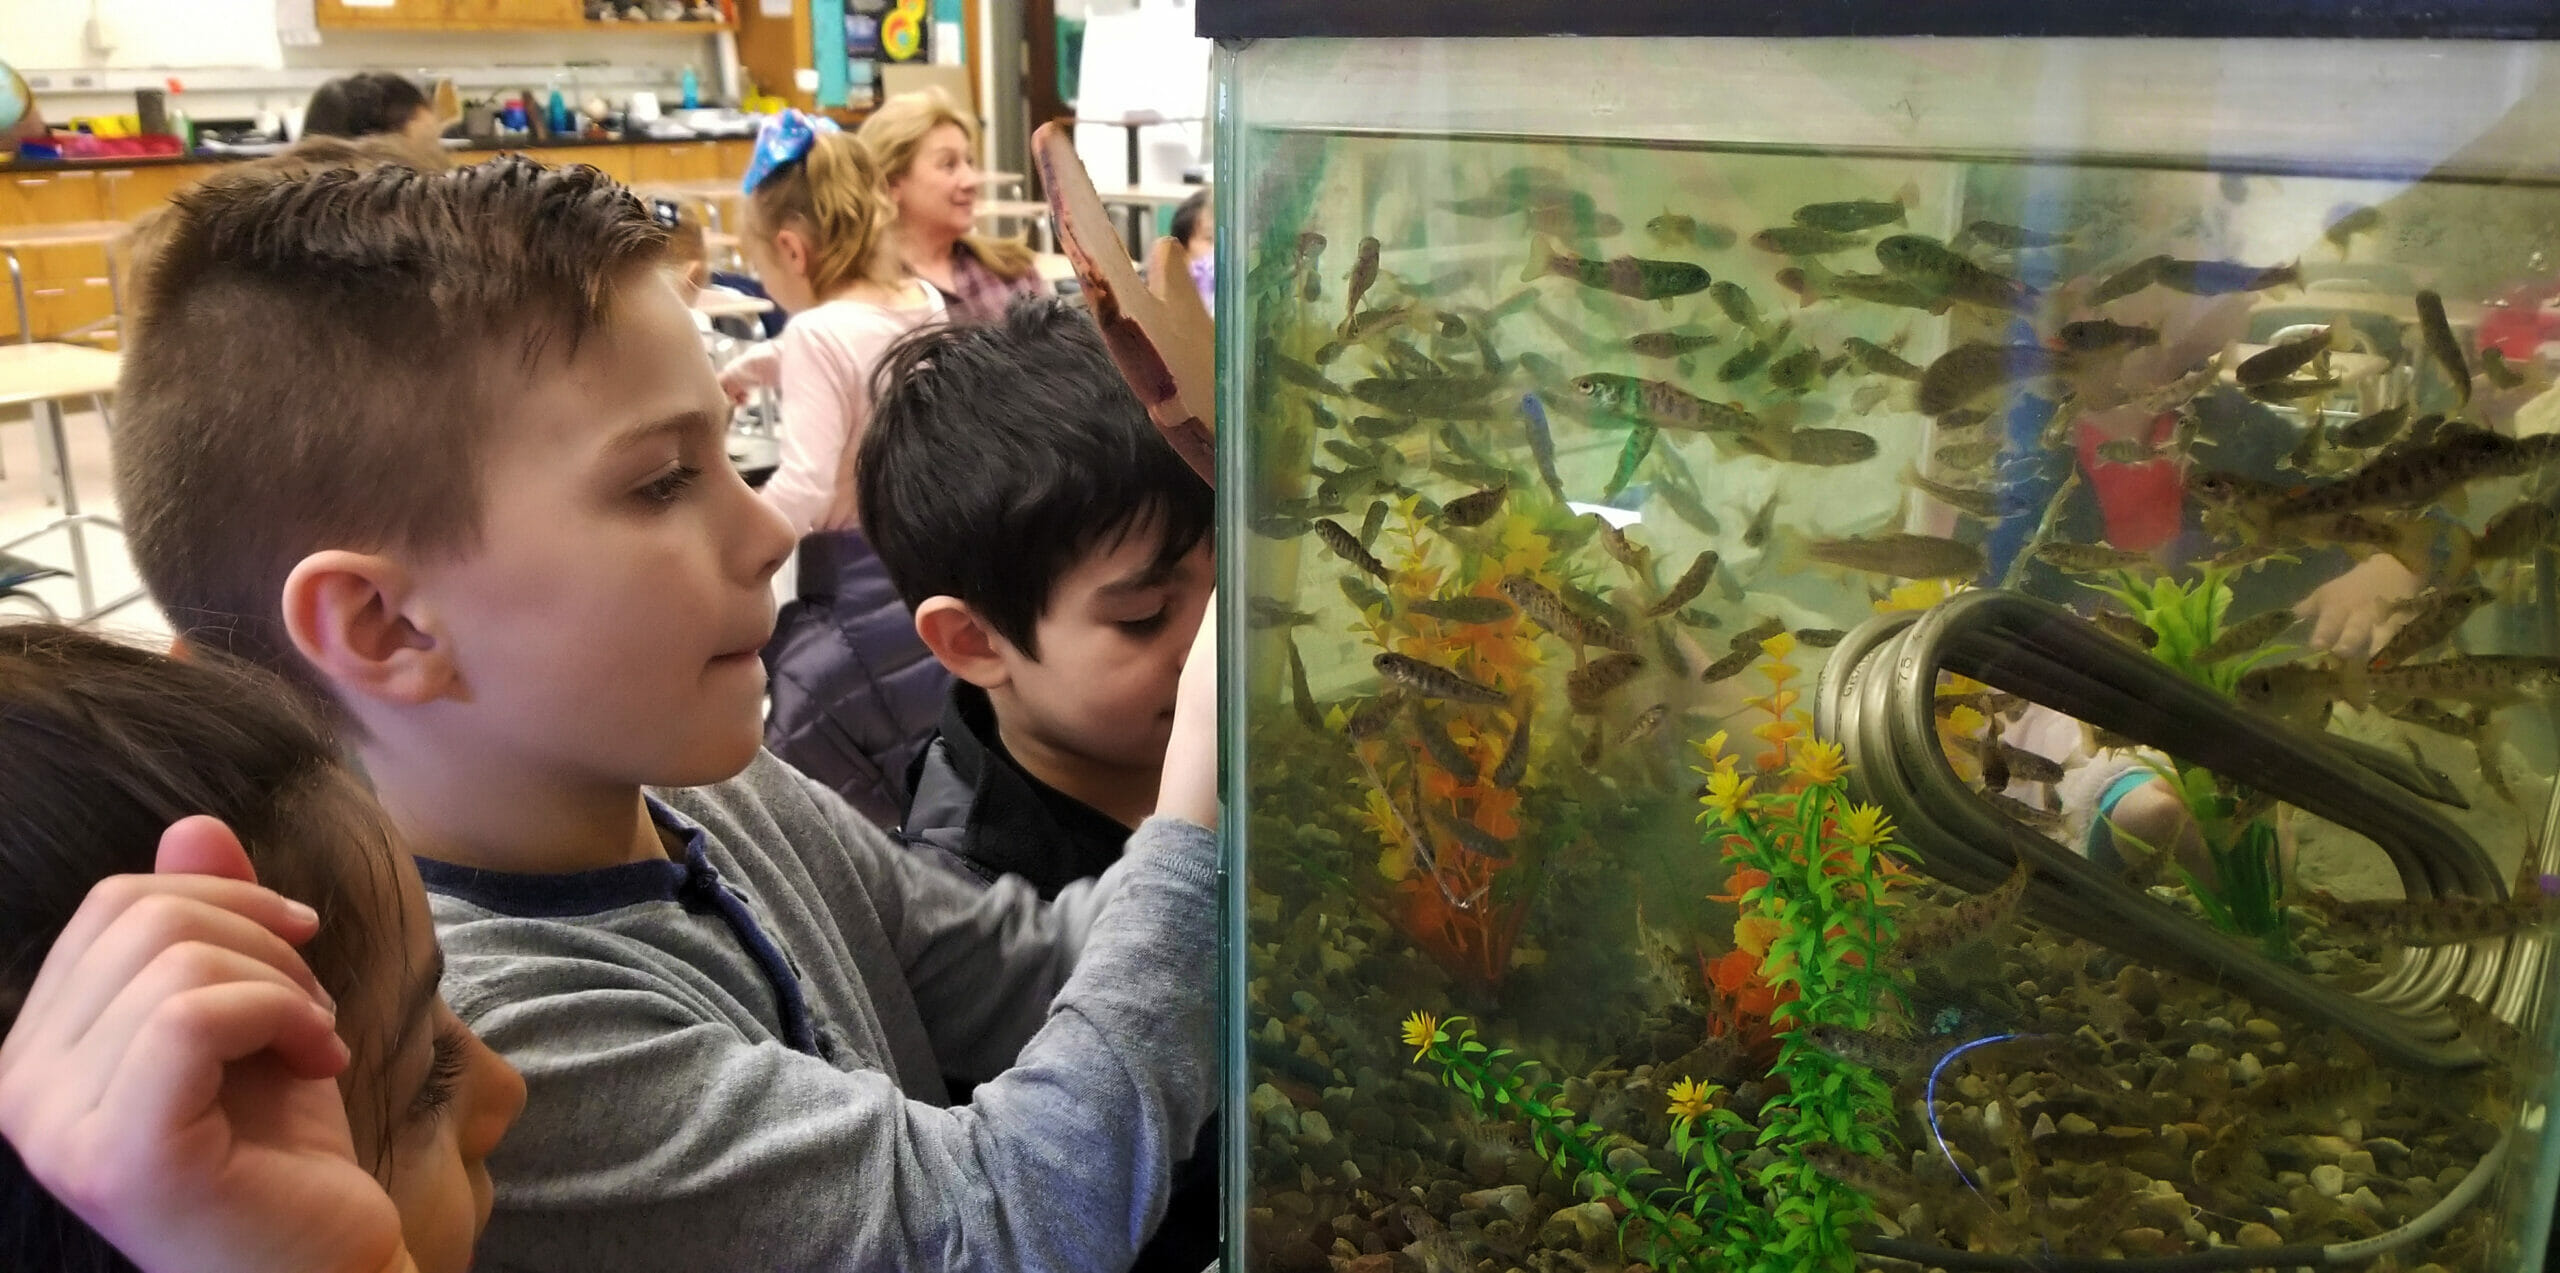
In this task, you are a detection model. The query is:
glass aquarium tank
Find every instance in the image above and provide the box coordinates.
[1210,8,2560,1271]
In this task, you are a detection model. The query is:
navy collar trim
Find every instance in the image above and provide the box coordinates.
[413,797,713,918]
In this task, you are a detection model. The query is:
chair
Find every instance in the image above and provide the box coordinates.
[0,549,66,621]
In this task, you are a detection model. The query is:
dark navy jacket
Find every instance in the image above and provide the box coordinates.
[760,529,951,830]
[901,681,1132,898]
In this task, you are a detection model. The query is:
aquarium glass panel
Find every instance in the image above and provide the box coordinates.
[1219,36,2560,1273]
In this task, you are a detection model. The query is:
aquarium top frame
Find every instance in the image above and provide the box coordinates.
[1197,0,2560,41]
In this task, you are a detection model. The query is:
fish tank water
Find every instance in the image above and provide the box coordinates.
[1211,15,2560,1273]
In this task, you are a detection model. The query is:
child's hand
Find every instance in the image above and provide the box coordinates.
[1155,594,1219,831]
[2298,553,2423,662]
[717,345,779,406]
[0,817,413,1273]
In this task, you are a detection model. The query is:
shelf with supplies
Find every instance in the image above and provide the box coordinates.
[315,0,733,33]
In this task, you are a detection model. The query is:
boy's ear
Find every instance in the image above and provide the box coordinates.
[280,550,459,707]
[915,596,1011,690]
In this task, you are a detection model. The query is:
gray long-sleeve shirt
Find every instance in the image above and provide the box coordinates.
[417,751,1218,1271]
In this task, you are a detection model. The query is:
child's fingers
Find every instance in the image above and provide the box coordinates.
[106,981,349,1145]
[2306,597,2349,654]
[14,882,326,1053]
[35,982,346,1227]
[54,940,334,1113]
[153,815,262,886]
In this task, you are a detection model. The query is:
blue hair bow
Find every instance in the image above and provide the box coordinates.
[742,109,839,194]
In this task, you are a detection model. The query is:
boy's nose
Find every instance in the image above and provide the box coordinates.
[740,492,797,586]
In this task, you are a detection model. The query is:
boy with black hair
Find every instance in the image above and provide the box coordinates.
[301,71,442,145]
[112,154,1220,1272]
[857,294,1218,1272]
[859,295,1216,897]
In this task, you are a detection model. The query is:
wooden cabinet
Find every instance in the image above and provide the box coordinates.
[3,170,108,225]
[0,161,216,342]
[314,0,451,28]
[571,147,642,183]
[24,277,119,343]
[738,0,816,111]
[97,165,205,222]
[631,142,725,184]
[0,142,730,340]
[458,0,580,25]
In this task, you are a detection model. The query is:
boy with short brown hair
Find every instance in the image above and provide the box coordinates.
[113,154,1220,1272]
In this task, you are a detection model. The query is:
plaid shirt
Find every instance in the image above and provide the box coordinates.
[930,241,1050,326]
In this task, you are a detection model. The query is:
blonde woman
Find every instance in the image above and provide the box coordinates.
[857,89,1047,323]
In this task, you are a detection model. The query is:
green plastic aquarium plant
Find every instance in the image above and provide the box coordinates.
[1698,656,1918,1273]
[2087,567,2295,960]
[1402,1012,1739,1265]
[1404,655,1918,1272]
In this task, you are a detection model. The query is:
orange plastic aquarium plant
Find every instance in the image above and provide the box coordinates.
[1341,499,1551,986]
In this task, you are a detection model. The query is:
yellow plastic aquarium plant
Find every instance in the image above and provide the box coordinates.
[1337,496,1551,986]
[2086,565,2295,959]
[1404,655,1919,1272]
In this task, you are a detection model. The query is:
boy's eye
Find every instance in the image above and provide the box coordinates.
[638,464,703,506]
[409,1025,468,1126]
[1116,608,1169,636]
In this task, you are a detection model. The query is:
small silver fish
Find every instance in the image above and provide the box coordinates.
[1315,518,1390,581]
[1841,336,1923,381]
[1358,499,1389,548]
[1903,468,2007,521]
[2371,584,2493,669]
[1567,652,1646,710]
[1501,576,1636,653]
[1285,636,1323,730]
[1409,700,1481,785]
[1807,532,1987,580]
[1594,518,1653,575]
[1340,236,1381,332]
[2334,407,2406,450]
[1490,701,1535,789]
[2194,608,2297,663]
[1743,492,1782,548]
[2235,327,2332,387]
[1249,597,1315,629]
[1374,652,1509,705]
[1699,645,1758,684]
[1628,329,1721,358]
[2416,289,2470,406]
[1616,702,1669,746]
[1340,575,1389,613]
[1425,801,1517,862]
[1408,594,1517,625]
[1646,551,1719,617]
[2032,541,2157,574]
[1727,615,1784,652]
[1437,483,1509,528]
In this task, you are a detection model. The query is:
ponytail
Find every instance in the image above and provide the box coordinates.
[749,132,897,298]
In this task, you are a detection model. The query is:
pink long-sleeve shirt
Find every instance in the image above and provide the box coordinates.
[736,287,947,536]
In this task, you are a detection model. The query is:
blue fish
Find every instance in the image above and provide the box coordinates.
[1521,394,1566,501]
